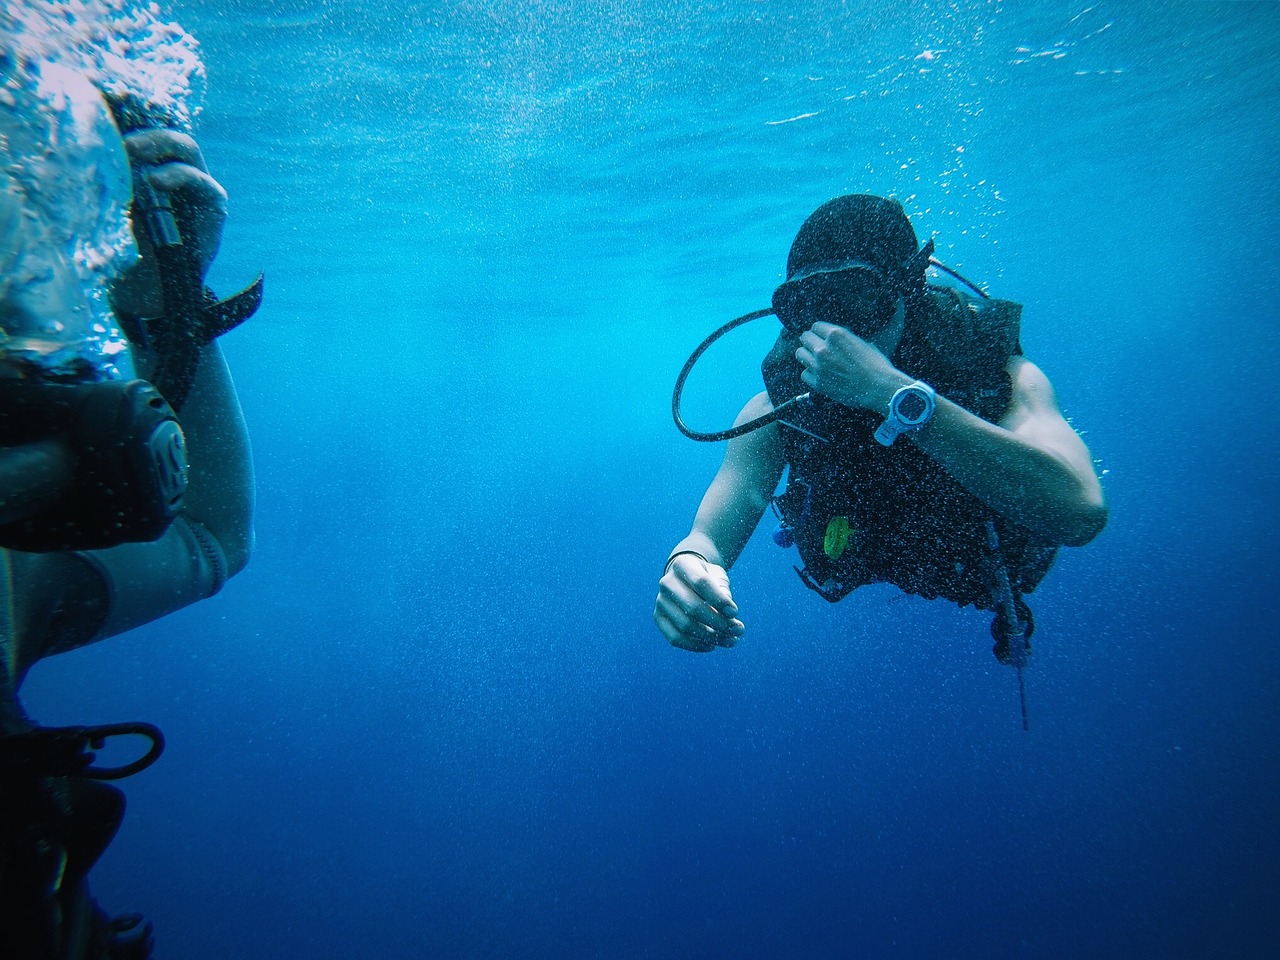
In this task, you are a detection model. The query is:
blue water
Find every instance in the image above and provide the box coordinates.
[22,1,1280,957]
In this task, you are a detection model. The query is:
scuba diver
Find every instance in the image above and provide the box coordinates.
[654,195,1106,723]
[1,86,261,958]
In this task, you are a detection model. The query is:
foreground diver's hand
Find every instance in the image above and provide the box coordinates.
[653,553,744,653]
[795,320,907,411]
[109,129,228,320]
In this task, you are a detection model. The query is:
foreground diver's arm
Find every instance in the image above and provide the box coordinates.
[68,337,254,641]
[4,129,253,680]
[796,321,1106,547]
[71,123,252,645]
[654,391,786,652]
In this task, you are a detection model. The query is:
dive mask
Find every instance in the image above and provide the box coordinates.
[771,260,897,338]
[673,238,944,443]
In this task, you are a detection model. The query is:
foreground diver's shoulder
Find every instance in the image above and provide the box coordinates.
[735,390,776,424]
[995,357,1062,427]
[1007,356,1057,398]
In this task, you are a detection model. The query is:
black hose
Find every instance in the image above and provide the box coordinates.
[928,258,989,298]
[671,308,811,442]
[0,722,165,780]
[672,258,986,443]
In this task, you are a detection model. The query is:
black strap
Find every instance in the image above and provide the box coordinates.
[147,242,263,412]
[125,157,263,413]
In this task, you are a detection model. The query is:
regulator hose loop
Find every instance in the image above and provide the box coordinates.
[0,722,166,781]
[671,307,811,443]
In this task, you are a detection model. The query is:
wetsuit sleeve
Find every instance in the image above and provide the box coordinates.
[69,339,252,645]
[71,515,225,643]
[166,341,254,576]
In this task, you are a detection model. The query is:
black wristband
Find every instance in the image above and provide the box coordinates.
[663,550,710,577]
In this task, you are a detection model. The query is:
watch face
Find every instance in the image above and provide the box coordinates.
[897,390,928,423]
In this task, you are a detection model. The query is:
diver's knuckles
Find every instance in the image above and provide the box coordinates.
[666,605,701,634]
[658,579,696,610]
[124,130,203,166]
[691,572,728,595]
[655,592,687,624]
[147,166,225,204]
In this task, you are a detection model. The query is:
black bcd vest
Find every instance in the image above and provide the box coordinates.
[761,285,1058,611]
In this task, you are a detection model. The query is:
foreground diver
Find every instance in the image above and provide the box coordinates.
[1,86,259,956]
[655,195,1106,710]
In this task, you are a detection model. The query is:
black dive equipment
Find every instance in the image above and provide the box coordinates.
[0,721,164,959]
[672,307,812,442]
[0,378,187,552]
[987,520,1033,730]
[0,721,165,782]
[772,258,901,337]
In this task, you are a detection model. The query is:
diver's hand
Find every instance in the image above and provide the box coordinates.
[653,553,744,653]
[109,129,227,319]
[795,321,909,411]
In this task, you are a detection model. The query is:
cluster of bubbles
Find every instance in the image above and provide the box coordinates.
[1,0,203,381]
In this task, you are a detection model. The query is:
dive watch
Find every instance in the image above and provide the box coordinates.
[874,380,936,446]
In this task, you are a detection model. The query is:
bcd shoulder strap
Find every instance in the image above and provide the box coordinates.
[922,285,1023,369]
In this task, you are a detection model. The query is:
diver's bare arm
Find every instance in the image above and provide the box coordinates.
[909,358,1106,546]
[655,393,785,650]
[671,392,786,571]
